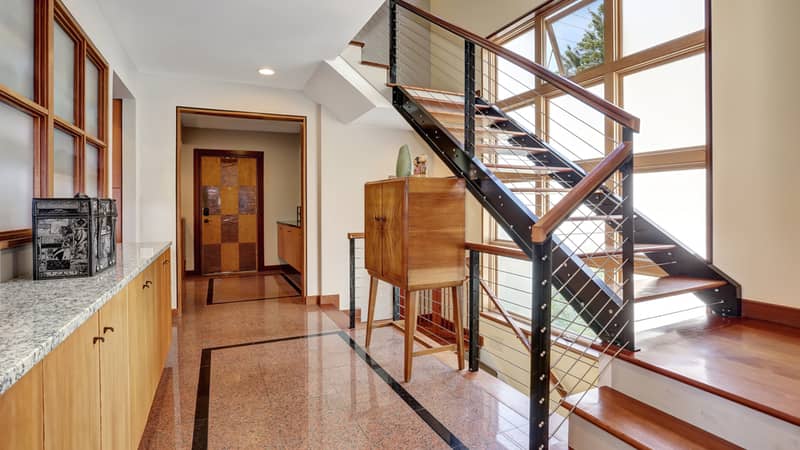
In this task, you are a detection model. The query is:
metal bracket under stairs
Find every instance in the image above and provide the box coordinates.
[393,86,635,349]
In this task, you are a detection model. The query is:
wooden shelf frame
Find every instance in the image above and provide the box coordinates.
[0,0,110,247]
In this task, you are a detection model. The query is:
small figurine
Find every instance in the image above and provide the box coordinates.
[413,154,428,176]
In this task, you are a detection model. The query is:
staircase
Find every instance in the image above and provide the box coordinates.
[341,1,751,448]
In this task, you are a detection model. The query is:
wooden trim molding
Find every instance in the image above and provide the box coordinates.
[742,299,800,329]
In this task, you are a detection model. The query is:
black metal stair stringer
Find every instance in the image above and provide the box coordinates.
[483,103,742,317]
[393,86,635,349]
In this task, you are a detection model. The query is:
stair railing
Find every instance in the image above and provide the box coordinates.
[386,2,641,449]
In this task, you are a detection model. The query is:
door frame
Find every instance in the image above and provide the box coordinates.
[193,148,265,275]
[175,107,308,314]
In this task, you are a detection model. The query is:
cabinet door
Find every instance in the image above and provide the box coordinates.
[0,364,43,450]
[364,183,383,275]
[381,180,406,285]
[128,269,154,448]
[159,253,172,364]
[43,314,101,450]
[99,289,130,450]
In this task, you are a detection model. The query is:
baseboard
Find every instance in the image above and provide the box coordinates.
[742,299,800,328]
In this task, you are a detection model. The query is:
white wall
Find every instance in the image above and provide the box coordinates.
[319,106,441,316]
[135,72,321,305]
[179,127,301,270]
[712,0,800,308]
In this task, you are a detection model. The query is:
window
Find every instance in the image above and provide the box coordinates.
[0,0,109,245]
[488,0,709,257]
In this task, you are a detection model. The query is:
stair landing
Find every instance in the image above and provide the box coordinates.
[620,316,800,427]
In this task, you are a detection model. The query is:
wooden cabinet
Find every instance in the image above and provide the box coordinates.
[43,313,102,450]
[277,223,303,272]
[129,266,156,446]
[364,177,466,291]
[0,364,43,450]
[99,290,130,450]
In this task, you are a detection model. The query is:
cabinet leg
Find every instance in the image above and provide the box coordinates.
[365,276,378,347]
[451,286,465,371]
[404,290,418,382]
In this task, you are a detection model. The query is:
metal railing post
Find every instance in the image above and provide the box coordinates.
[530,236,553,450]
[389,0,398,84]
[464,41,476,158]
[468,249,480,371]
[349,237,356,329]
[619,126,636,350]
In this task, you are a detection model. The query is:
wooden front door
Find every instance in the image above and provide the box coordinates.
[196,150,263,274]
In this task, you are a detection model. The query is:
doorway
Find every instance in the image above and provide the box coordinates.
[194,149,264,274]
[175,107,307,312]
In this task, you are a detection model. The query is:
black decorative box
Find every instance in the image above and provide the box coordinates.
[32,196,117,280]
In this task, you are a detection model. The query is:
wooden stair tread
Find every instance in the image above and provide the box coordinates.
[389,83,467,97]
[563,386,741,450]
[447,127,527,137]
[361,60,389,69]
[349,40,366,48]
[484,163,572,173]
[429,110,508,124]
[577,243,676,258]
[510,187,572,193]
[410,94,491,109]
[634,276,727,302]
[477,144,547,154]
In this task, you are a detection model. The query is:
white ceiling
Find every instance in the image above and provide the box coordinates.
[181,113,301,133]
[98,0,385,89]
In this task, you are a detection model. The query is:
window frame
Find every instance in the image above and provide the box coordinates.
[0,0,110,247]
[485,0,710,258]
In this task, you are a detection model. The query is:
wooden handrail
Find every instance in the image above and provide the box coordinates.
[531,142,632,243]
[395,0,640,132]
[347,232,365,239]
[465,242,529,260]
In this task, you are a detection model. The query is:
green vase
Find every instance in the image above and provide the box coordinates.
[395,144,412,177]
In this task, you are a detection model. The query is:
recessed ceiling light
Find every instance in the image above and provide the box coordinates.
[258,67,275,76]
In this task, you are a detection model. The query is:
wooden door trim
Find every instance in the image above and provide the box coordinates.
[176,106,308,313]
[193,148,265,275]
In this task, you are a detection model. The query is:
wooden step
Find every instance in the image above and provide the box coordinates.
[634,276,727,303]
[484,163,573,173]
[388,83,467,97]
[447,127,528,137]
[349,40,366,48]
[577,243,676,259]
[361,60,389,69]
[429,110,508,126]
[477,144,547,154]
[510,187,572,193]
[563,386,741,450]
[410,94,491,109]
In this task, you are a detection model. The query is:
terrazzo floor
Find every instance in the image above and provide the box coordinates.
[139,275,557,449]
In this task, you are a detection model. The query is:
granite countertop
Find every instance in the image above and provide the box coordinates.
[277,220,302,228]
[0,242,170,395]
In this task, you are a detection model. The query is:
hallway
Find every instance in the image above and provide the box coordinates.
[139,276,552,449]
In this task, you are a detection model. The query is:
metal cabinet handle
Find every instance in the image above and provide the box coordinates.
[93,336,105,344]
[103,326,114,334]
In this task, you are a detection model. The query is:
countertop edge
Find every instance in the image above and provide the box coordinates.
[0,242,170,395]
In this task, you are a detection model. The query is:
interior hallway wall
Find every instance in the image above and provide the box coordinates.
[712,0,800,308]
[179,128,302,271]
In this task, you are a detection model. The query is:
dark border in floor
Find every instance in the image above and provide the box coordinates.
[205,273,302,305]
[191,331,467,450]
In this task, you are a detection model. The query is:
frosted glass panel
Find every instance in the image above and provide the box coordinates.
[622,0,704,56]
[54,22,75,123]
[85,143,99,197]
[623,55,705,152]
[498,30,535,101]
[85,59,100,137]
[53,129,75,197]
[0,0,35,98]
[634,169,706,257]
[0,101,34,229]
[548,84,605,161]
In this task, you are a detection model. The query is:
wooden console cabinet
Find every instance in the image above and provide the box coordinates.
[277,223,303,272]
[0,252,172,450]
[364,177,466,381]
